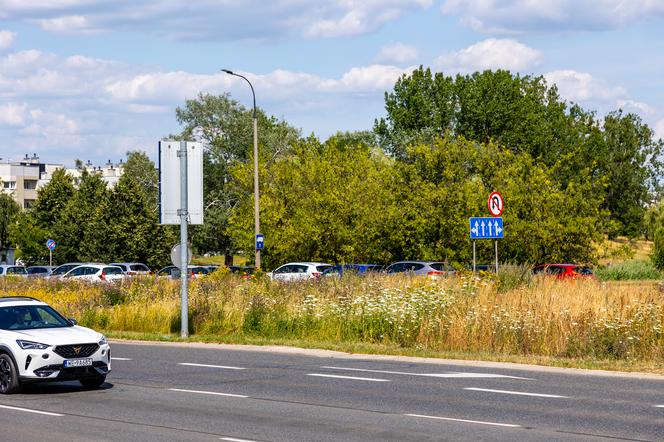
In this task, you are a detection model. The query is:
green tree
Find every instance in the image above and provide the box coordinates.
[122,150,159,210]
[173,92,301,262]
[0,193,20,249]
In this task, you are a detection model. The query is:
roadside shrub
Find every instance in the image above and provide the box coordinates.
[595,260,663,281]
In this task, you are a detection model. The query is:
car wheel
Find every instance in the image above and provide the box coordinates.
[0,353,21,394]
[79,375,106,388]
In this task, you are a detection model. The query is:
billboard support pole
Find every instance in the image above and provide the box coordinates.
[178,141,189,338]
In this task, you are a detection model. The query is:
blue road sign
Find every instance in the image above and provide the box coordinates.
[256,234,264,250]
[46,239,56,251]
[469,217,504,239]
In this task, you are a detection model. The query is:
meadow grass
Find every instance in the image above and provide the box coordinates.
[2,272,663,371]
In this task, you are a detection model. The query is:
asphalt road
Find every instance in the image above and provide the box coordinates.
[1,341,663,441]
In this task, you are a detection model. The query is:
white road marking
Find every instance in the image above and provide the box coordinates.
[168,388,248,398]
[0,404,63,417]
[307,373,390,382]
[221,438,258,442]
[405,413,520,428]
[322,366,532,380]
[464,387,568,398]
[111,357,132,361]
[655,405,664,408]
[179,363,246,370]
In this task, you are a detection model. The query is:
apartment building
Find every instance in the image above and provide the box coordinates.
[0,154,124,209]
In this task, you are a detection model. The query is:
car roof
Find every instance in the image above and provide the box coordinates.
[0,297,47,307]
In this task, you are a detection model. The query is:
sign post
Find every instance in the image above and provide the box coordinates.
[46,239,56,268]
[470,190,506,272]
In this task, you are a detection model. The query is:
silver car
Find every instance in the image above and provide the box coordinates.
[384,261,456,278]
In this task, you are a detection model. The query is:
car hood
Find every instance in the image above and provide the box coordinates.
[10,325,101,346]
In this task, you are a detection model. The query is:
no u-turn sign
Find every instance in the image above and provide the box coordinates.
[488,191,504,217]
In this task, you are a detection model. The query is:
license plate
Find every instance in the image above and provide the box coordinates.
[63,358,93,368]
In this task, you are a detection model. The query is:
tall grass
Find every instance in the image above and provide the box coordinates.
[1,273,663,362]
[595,260,663,281]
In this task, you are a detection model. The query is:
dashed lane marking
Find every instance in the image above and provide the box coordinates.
[322,366,532,380]
[405,413,520,428]
[464,387,568,398]
[0,404,64,417]
[178,363,246,370]
[168,388,248,398]
[307,373,390,382]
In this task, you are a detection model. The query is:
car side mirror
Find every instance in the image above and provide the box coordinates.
[68,318,77,325]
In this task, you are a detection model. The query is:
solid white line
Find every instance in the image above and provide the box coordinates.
[221,438,258,442]
[168,388,248,398]
[307,373,390,382]
[655,405,664,408]
[464,387,568,398]
[111,357,132,361]
[322,366,531,380]
[0,404,64,417]
[178,363,245,370]
[406,413,520,428]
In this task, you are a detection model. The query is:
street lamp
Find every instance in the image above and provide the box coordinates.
[222,69,261,269]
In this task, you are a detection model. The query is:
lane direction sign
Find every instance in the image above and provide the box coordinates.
[470,217,504,239]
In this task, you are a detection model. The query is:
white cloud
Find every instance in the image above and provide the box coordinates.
[441,0,664,34]
[655,119,664,141]
[0,102,28,126]
[617,99,656,116]
[436,38,542,73]
[544,70,627,103]
[37,15,95,33]
[1,0,433,41]
[375,42,419,64]
[0,30,16,50]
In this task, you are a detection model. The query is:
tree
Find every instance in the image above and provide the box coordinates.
[122,150,159,211]
[173,93,301,262]
[0,194,20,249]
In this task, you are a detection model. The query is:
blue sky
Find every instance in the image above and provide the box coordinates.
[1,0,663,167]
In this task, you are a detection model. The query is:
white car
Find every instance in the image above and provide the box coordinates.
[267,262,333,282]
[61,264,125,283]
[0,296,111,394]
[0,265,28,277]
[109,262,152,276]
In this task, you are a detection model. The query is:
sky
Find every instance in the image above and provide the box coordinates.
[1,0,663,167]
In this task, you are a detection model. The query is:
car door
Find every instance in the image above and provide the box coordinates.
[272,264,294,281]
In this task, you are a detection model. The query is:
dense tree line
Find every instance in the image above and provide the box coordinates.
[8,152,175,268]
[4,67,663,269]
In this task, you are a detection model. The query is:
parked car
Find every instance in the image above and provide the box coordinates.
[61,264,125,283]
[109,262,151,276]
[467,264,497,272]
[267,262,333,282]
[48,263,89,279]
[0,265,28,277]
[532,264,594,279]
[0,296,110,393]
[229,266,255,278]
[384,261,456,279]
[26,266,54,277]
[156,265,210,279]
[323,264,383,277]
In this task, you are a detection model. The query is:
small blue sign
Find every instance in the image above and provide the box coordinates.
[46,239,56,251]
[469,217,504,239]
[256,234,264,250]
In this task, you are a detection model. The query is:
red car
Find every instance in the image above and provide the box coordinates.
[532,264,594,279]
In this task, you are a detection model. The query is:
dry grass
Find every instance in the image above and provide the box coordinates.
[1,273,662,367]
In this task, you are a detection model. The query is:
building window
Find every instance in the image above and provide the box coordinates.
[3,181,16,189]
[23,199,35,209]
[24,180,37,190]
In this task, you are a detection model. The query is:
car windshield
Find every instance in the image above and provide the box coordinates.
[51,265,78,276]
[0,305,72,330]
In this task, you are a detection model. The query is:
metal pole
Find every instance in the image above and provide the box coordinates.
[495,240,499,273]
[252,115,260,270]
[473,241,476,273]
[178,141,189,338]
[221,69,260,270]
[49,250,52,268]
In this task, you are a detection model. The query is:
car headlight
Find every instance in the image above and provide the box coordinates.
[98,335,108,346]
[16,340,50,350]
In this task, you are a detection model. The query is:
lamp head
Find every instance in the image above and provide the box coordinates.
[221,69,234,75]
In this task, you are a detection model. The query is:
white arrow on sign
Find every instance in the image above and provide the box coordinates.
[495,220,503,235]
[471,221,479,236]
[480,221,486,236]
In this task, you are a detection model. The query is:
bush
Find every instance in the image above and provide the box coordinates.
[595,260,663,281]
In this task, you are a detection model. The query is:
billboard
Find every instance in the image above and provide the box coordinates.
[159,141,204,225]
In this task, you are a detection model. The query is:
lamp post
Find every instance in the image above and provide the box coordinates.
[222,69,261,269]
